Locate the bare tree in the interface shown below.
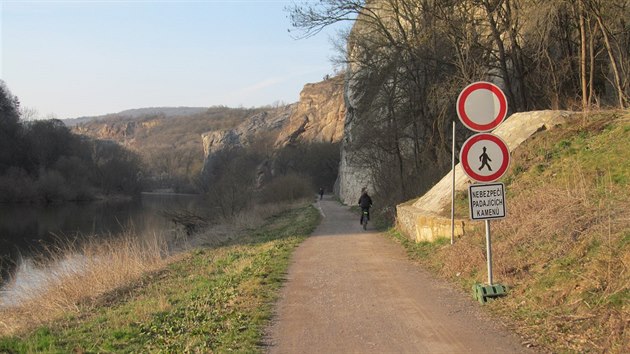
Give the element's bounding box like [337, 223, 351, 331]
[288, 0, 630, 210]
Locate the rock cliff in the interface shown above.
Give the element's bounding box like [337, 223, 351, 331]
[333, 71, 373, 205]
[200, 75, 346, 179]
[275, 75, 345, 146]
[200, 108, 291, 182]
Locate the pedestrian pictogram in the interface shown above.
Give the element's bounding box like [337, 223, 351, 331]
[456, 81, 508, 132]
[478, 146, 492, 171]
[460, 133, 510, 183]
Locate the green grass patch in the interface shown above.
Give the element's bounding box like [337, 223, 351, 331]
[0, 205, 320, 352]
[387, 229, 450, 266]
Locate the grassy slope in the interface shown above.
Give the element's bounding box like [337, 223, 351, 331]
[0, 205, 320, 353]
[393, 110, 629, 353]
[2, 111, 626, 353]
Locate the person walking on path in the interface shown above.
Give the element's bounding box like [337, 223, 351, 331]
[319, 187, 324, 200]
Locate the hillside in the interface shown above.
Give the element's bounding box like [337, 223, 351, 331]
[394, 110, 629, 353]
[63, 107, 210, 127]
[70, 76, 346, 193]
[70, 106, 278, 192]
[200, 75, 345, 186]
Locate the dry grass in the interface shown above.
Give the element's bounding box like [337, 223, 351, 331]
[396, 111, 630, 352]
[0, 198, 316, 336]
[487, 162, 630, 352]
[0, 203, 320, 352]
[489, 113, 629, 352]
[193, 198, 315, 248]
[493, 177, 630, 352]
[0, 230, 171, 335]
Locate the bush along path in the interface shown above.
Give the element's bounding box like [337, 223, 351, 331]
[0, 205, 320, 353]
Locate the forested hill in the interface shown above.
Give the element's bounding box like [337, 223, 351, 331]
[0, 82, 143, 203]
[68, 106, 271, 193]
[63, 107, 210, 127]
[69, 75, 346, 194]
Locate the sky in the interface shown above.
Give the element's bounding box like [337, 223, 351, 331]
[1, 0, 348, 118]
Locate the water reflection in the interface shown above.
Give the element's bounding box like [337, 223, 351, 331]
[0, 255, 89, 307]
[0, 193, 207, 286]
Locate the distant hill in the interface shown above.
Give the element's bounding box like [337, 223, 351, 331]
[70, 106, 268, 192]
[70, 76, 346, 194]
[63, 107, 211, 126]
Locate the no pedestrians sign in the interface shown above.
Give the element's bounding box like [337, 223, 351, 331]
[459, 133, 511, 183]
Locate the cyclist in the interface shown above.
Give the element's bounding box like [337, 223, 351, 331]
[358, 187, 373, 225]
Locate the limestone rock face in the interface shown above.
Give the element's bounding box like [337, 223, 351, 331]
[275, 75, 345, 147]
[333, 66, 376, 205]
[201, 76, 346, 179]
[334, 145, 373, 205]
[73, 121, 140, 142]
[333, 3, 405, 205]
[201, 110, 289, 159]
[200, 108, 291, 181]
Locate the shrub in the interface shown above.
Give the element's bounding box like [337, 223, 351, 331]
[36, 170, 70, 203]
[258, 174, 314, 204]
[0, 168, 36, 202]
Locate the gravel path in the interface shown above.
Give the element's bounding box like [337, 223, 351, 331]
[265, 196, 533, 353]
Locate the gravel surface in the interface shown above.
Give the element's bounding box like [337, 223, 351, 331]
[265, 196, 534, 353]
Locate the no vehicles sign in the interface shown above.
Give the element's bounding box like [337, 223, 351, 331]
[468, 183, 506, 220]
[456, 81, 508, 132]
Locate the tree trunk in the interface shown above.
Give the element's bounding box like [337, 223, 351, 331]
[505, 0, 529, 110]
[578, 0, 589, 110]
[482, 0, 519, 111]
[594, 10, 626, 108]
[588, 19, 599, 107]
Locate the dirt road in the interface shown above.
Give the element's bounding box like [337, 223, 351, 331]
[265, 196, 532, 353]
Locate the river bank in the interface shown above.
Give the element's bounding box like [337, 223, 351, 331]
[0, 201, 319, 351]
[0, 192, 208, 282]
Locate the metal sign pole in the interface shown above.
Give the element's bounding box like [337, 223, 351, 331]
[451, 121, 456, 245]
[485, 219, 493, 285]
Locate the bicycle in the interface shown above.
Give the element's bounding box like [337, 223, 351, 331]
[360, 209, 369, 230]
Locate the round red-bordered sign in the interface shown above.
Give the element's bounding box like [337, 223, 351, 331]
[460, 133, 510, 183]
[457, 81, 508, 132]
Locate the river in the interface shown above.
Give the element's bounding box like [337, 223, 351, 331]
[0, 193, 208, 288]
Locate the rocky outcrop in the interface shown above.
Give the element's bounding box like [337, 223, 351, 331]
[201, 108, 291, 181]
[201, 110, 289, 158]
[396, 110, 573, 242]
[275, 75, 345, 147]
[333, 76, 373, 205]
[73, 121, 141, 142]
[201, 76, 346, 179]
[334, 144, 373, 205]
